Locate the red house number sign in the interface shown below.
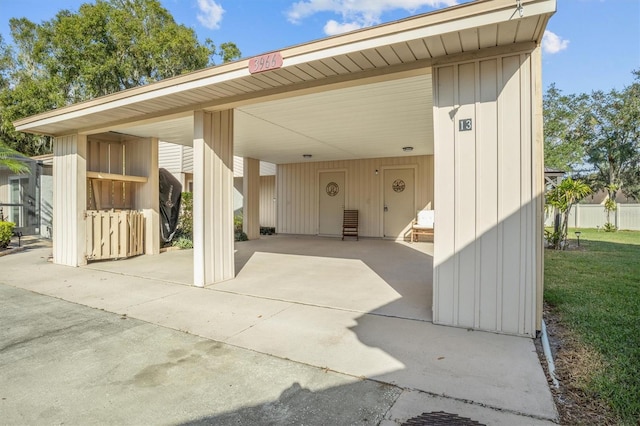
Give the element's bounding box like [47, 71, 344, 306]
[248, 52, 283, 74]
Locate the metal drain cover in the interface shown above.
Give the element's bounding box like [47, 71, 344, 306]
[402, 411, 485, 425]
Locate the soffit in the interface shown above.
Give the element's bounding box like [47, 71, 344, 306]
[13, 0, 555, 164]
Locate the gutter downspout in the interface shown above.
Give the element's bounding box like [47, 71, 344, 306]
[541, 320, 560, 388]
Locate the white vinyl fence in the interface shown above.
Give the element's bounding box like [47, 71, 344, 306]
[545, 204, 640, 230]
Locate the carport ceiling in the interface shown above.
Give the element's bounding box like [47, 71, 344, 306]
[118, 73, 433, 164]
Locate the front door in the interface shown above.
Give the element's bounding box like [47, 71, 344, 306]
[319, 171, 345, 236]
[383, 168, 415, 239]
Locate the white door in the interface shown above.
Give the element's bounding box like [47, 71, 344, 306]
[383, 168, 415, 239]
[319, 171, 345, 236]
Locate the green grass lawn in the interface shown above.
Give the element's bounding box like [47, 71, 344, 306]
[544, 228, 640, 424]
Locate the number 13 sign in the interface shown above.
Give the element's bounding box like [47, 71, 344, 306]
[248, 52, 283, 74]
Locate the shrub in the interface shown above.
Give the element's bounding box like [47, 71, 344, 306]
[172, 236, 193, 249]
[173, 192, 193, 248]
[0, 221, 15, 248]
[233, 214, 248, 241]
[176, 192, 193, 239]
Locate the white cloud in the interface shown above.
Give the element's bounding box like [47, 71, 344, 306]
[542, 30, 569, 54]
[197, 0, 225, 30]
[324, 20, 363, 35]
[287, 0, 459, 35]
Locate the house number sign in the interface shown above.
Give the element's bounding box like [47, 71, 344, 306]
[248, 52, 283, 74]
[459, 118, 472, 131]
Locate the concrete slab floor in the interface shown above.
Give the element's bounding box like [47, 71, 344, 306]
[0, 241, 558, 424]
[0, 284, 400, 425]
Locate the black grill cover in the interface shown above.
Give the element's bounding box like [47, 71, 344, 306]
[159, 168, 182, 243]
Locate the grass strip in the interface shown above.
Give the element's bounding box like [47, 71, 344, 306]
[544, 229, 640, 425]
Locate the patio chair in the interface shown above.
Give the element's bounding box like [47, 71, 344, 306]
[342, 210, 359, 240]
[411, 209, 434, 242]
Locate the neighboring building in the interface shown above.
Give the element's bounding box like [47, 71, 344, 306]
[158, 141, 276, 225]
[0, 154, 53, 237]
[14, 0, 557, 338]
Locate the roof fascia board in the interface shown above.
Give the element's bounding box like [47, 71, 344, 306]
[15, 0, 556, 133]
[284, 0, 555, 67]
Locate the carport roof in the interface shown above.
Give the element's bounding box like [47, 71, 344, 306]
[15, 0, 555, 145]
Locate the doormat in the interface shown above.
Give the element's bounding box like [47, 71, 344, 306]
[402, 411, 485, 425]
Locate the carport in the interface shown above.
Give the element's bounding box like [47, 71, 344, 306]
[14, 0, 556, 337]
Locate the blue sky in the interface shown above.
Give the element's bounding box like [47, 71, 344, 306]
[0, 0, 638, 95]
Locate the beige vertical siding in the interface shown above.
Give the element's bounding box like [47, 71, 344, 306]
[433, 52, 539, 337]
[193, 110, 235, 286]
[129, 137, 160, 255]
[243, 158, 260, 239]
[276, 155, 433, 237]
[53, 134, 87, 266]
[260, 175, 276, 228]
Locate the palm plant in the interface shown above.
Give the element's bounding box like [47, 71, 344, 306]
[0, 143, 29, 174]
[546, 177, 592, 249]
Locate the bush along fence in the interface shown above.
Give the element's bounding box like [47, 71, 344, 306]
[545, 203, 640, 231]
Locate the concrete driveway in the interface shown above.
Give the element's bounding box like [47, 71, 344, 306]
[0, 237, 558, 424]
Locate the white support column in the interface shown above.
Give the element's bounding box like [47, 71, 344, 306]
[193, 110, 235, 287]
[130, 137, 160, 255]
[243, 157, 261, 240]
[52, 134, 87, 267]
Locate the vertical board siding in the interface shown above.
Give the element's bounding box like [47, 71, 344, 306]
[434, 66, 456, 325]
[477, 59, 499, 331]
[129, 137, 160, 255]
[259, 175, 276, 227]
[53, 134, 87, 266]
[193, 110, 235, 286]
[276, 155, 433, 237]
[433, 51, 538, 337]
[456, 62, 477, 327]
[243, 158, 260, 239]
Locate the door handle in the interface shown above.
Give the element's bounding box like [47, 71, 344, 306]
[384, 205, 388, 212]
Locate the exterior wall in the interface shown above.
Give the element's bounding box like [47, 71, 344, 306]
[243, 157, 260, 239]
[158, 141, 182, 173]
[193, 110, 235, 286]
[182, 146, 193, 173]
[260, 175, 276, 228]
[158, 141, 193, 190]
[0, 169, 9, 220]
[1, 163, 53, 237]
[276, 155, 434, 237]
[40, 166, 53, 238]
[128, 137, 160, 255]
[433, 51, 540, 337]
[0, 162, 39, 234]
[53, 134, 87, 266]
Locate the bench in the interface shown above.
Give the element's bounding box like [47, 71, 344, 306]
[411, 209, 434, 242]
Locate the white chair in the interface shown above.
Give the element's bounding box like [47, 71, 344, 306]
[411, 209, 434, 242]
